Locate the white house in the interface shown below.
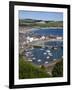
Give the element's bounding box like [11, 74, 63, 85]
[27, 36, 34, 42]
[29, 37, 34, 42]
[41, 36, 45, 40]
[36, 21, 45, 24]
[33, 38, 39, 41]
[56, 36, 62, 40]
[27, 36, 30, 41]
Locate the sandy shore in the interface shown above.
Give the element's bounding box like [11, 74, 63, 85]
[19, 26, 35, 33]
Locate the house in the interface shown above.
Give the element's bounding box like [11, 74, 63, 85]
[36, 21, 45, 24]
[56, 36, 62, 40]
[41, 36, 45, 40]
[27, 36, 34, 42]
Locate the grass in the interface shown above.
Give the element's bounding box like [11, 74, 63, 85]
[19, 55, 63, 79]
[19, 19, 63, 28]
[19, 55, 50, 79]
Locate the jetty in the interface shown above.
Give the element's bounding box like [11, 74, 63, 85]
[29, 39, 63, 48]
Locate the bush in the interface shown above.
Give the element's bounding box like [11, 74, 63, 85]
[19, 56, 50, 79]
[40, 65, 46, 71]
[52, 59, 63, 77]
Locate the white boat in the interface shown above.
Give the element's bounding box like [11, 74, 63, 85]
[46, 50, 51, 53]
[54, 47, 57, 50]
[32, 57, 36, 60]
[31, 47, 34, 50]
[53, 59, 56, 61]
[48, 52, 53, 56]
[45, 61, 48, 64]
[43, 52, 47, 55]
[38, 59, 41, 62]
[46, 56, 50, 59]
[40, 48, 44, 50]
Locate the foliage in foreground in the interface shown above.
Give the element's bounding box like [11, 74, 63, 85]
[52, 59, 63, 77]
[19, 56, 50, 79]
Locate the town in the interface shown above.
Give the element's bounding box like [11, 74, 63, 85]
[19, 31, 63, 54]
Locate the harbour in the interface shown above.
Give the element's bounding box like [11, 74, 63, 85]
[19, 27, 63, 66]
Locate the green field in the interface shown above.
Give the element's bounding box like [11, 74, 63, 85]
[19, 19, 63, 28]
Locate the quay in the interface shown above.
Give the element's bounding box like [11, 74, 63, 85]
[29, 39, 63, 48]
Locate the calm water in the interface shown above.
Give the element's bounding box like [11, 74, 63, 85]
[25, 42, 63, 65]
[31, 28, 63, 36]
[24, 28, 63, 65]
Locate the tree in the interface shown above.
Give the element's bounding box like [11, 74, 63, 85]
[52, 59, 63, 77]
[40, 65, 46, 71]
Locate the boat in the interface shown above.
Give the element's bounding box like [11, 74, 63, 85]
[48, 52, 53, 56]
[53, 59, 56, 61]
[38, 59, 41, 62]
[40, 48, 44, 50]
[45, 61, 48, 64]
[30, 47, 34, 50]
[54, 47, 58, 50]
[46, 50, 51, 53]
[43, 52, 47, 55]
[46, 56, 50, 59]
[32, 57, 36, 60]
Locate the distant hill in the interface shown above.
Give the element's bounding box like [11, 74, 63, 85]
[19, 19, 63, 27]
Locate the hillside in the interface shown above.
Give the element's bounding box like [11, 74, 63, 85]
[19, 55, 50, 79]
[19, 19, 63, 28]
[19, 55, 63, 79]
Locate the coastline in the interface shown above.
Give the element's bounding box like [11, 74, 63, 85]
[43, 59, 63, 75]
[44, 59, 62, 67]
[19, 25, 63, 74]
[33, 27, 63, 29]
[19, 26, 63, 33]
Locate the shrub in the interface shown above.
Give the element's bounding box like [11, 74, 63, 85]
[19, 56, 50, 79]
[52, 59, 63, 77]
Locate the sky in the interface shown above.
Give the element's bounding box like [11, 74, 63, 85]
[19, 10, 63, 21]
